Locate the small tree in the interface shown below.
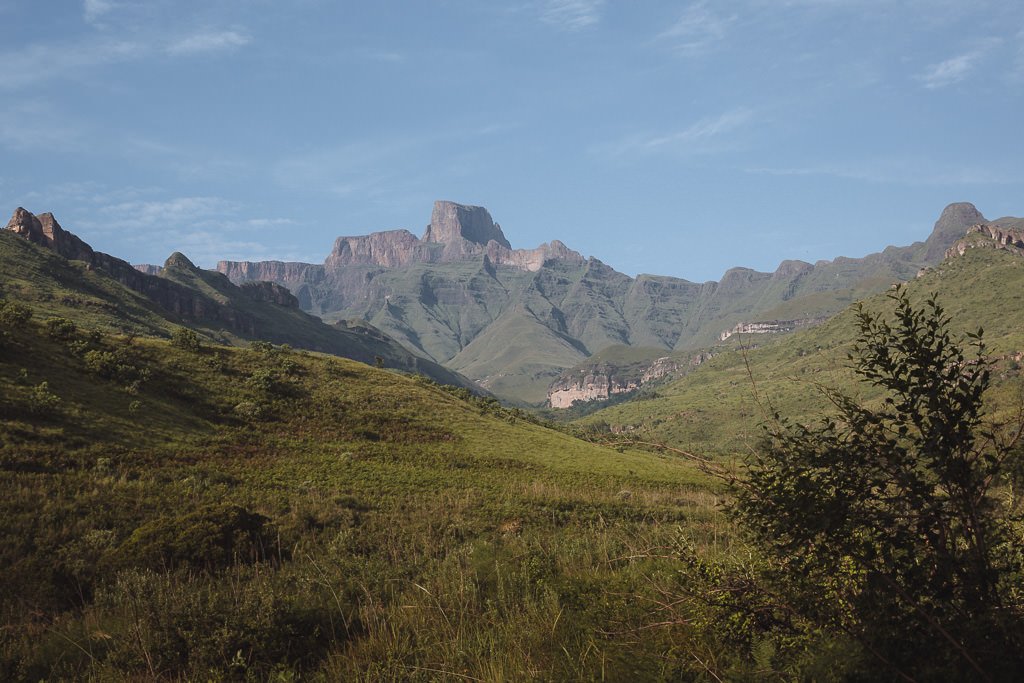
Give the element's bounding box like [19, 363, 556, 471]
[171, 327, 201, 352]
[0, 300, 32, 349]
[734, 288, 1024, 680]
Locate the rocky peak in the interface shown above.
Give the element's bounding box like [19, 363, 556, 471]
[923, 202, 988, 261]
[773, 259, 813, 279]
[6, 207, 94, 262]
[164, 251, 198, 271]
[423, 201, 511, 248]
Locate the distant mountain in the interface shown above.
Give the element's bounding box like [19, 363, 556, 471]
[2, 208, 478, 390]
[219, 200, 996, 404]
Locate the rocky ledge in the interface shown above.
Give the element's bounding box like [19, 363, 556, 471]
[946, 223, 1024, 259]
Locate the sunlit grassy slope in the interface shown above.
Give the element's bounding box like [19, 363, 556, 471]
[576, 247, 1024, 454]
[0, 310, 719, 680]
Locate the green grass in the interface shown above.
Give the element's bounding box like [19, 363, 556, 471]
[0, 311, 727, 681]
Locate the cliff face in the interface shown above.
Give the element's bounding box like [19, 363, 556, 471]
[423, 201, 511, 248]
[547, 352, 713, 408]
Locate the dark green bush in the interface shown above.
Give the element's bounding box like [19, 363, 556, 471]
[45, 317, 77, 340]
[114, 504, 275, 571]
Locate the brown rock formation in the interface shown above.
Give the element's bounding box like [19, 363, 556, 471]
[423, 201, 511, 248]
[8, 207, 96, 262]
[946, 223, 1024, 259]
[325, 229, 438, 268]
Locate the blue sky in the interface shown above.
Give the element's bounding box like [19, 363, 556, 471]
[1, 0, 1022, 282]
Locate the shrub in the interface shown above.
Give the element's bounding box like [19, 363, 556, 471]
[46, 317, 77, 340]
[734, 288, 1024, 680]
[0, 300, 33, 328]
[114, 504, 274, 571]
[27, 381, 61, 415]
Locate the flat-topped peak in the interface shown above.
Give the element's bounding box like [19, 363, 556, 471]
[423, 200, 511, 248]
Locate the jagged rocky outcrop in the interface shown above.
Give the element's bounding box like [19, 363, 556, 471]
[222, 200, 584, 281]
[946, 222, 1024, 259]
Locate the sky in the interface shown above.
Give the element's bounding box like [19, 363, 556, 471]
[1, 0, 1022, 282]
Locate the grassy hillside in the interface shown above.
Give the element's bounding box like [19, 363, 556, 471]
[0, 230, 476, 391]
[0, 309, 730, 680]
[576, 247, 1024, 454]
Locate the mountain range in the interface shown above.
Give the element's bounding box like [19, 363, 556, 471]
[1, 207, 477, 391]
[217, 199, 1006, 404]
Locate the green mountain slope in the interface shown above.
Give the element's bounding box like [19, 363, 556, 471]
[0, 306, 712, 680]
[574, 245, 1024, 454]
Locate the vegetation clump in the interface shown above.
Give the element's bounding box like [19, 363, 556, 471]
[734, 288, 1024, 680]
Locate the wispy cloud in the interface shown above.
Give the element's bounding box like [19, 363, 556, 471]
[72, 195, 310, 267]
[917, 39, 1001, 89]
[0, 39, 143, 89]
[539, 0, 605, 31]
[1011, 28, 1024, 82]
[656, 1, 736, 56]
[596, 108, 755, 158]
[746, 158, 1024, 185]
[274, 136, 435, 199]
[83, 0, 115, 25]
[0, 25, 252, 90]
[919, 52, 982, 88]
[166, 30, 251, 56]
